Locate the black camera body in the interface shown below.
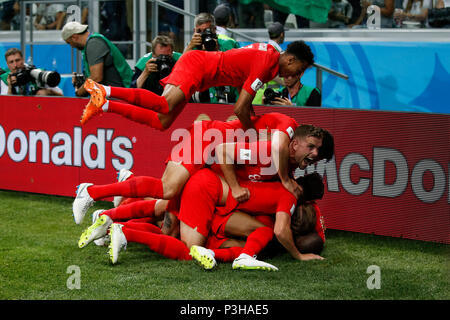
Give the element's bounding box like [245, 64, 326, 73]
[73, 73, 86, 88]
[155, 54, 175, 79]
[12, 65, 61, 88]
[197, 28, 217, 51]
[263, 88, 285, 104]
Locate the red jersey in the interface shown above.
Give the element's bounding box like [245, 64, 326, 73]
[161, 44, 280, 99]
[216, 180, 297, 218]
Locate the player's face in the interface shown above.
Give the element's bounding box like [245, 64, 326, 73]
[6, 53, 25, 73]
[279, 55, 308, 78]
[291, 136, 322, 169]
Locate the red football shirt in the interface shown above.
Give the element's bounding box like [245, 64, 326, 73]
[161, 44, 280, 98]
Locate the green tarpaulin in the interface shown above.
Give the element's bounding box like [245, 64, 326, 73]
[239, 0, 332, 23]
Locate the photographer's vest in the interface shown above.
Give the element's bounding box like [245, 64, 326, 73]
[0, 69, 40, 95]
[82, 33, 133, 88]
[282, 84, 318, 106]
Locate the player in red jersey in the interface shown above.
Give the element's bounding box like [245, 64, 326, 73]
[71, 114, 328, 226]
[80, 41, 315, 131]
[81, 167, 325, 268]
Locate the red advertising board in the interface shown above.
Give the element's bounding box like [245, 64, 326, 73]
[0, 96, 448, 243]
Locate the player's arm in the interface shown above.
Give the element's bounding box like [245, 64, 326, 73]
[234, 89, 256, 132]
[216, 142, 250, 203]
[271, 130, 302, 198]
[274, 211, 324, 261]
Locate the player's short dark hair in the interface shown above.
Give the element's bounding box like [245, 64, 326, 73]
[296, 172, 324, 205]
[318, 129, 334, 162]
[286, 40, 314, 66]
[294, 124, 324, 140]
[295, 232, 324, 254]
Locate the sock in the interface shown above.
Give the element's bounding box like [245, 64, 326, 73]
[109, 86, 169, 114]
[100, 199, 158, 221]
[106, 100, 164, 130]
[118, 197, 144, 207]
[104, 85, 111, 97]
[122, 221, 162, 234]
[87, 176, 164, 200]
[212, 247, 243, 262]
[122, 226, 191, 260]
[241, 226, 274, 257]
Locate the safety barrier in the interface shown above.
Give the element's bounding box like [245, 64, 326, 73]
[0, 96, 448, 244]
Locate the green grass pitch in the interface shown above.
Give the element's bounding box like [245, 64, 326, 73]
[0, 189, 448, 300]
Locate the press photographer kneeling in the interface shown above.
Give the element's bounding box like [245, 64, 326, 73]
[1, 48, 62, 96]
[131, 35, 181, 95]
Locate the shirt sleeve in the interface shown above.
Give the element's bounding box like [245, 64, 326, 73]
[276, 190, 297, 216]
[85, 38, 110, 66]
[241, 48, 279, 97]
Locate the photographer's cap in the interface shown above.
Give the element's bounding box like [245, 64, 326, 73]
[62, 21, 88, 41]
[268, 22, 288, 38]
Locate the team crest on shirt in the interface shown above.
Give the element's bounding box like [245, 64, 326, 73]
[251, 78, 264, 92]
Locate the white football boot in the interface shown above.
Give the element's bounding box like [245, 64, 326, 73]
[189, 245, 217, 270]
[78, 210, 112, 248]
[108, 223, 127, 264]
[232, 253, 279, 271]
[72, 183, 94, 225]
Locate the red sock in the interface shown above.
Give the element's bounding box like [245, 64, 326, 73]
[212, 247, 243, 262]
[110, 87, 169, 113]
[241, 226, 274, 257]
[107, 100, 165, 130]
[100, 199, 157, 220]
[87, 176, 164, 200]
[118, 197, 144, 207]
[122, 226, 191, 260]
[122, 221, 162, 234]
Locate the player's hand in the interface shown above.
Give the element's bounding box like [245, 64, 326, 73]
[231, 186, 250, 203]
[283, 179, 302, 199]
[299, 253, 325, 261]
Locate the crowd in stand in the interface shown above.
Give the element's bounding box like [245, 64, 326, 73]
[1, 0, 449, 32]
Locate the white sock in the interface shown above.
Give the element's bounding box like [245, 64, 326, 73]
[102, 100, 109, 112]
[104, 85, 111, 97]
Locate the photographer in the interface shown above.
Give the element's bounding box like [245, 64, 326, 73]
[131, 35, 182, 95]
[61, 21, 133, 97]
[184, 12, 239, 103]
[263, 42, 321, 107]
[0, 48, 62, 96]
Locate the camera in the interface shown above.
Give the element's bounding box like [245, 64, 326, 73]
[197, 28, 217, 51]
[12, 65, 61, 88]
[155, 54, 175, 78]
[263, 88, 284, 104]
[73, 73, 86, 88]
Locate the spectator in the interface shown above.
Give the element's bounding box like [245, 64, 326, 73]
[347, 0, 363, 24]
[34, 3, 66, 30]
[184, 12, 239, 103]
[271, 7, 310, 28]
[328, 0, 354, 28]
[0, 48, 63, 96]
[350, 0, 395, 28]
[0, 1, 18, 30]
[237, 1, 265, 28]
[61, 21, 133, 97]
[131, 35, 182, 95]
[394, 0, 433, 27]
[436, 0, 450, 8]
[212, 4, 240, 50]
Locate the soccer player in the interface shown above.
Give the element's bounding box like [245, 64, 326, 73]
[71, 113, 323, 225]
[80, 40, 315, 131]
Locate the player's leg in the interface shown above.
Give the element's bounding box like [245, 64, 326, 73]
[72, 161, 190, 225]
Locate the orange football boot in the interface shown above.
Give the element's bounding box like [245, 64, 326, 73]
[80, 100, 103, 125]
[84, 79, 107, 108]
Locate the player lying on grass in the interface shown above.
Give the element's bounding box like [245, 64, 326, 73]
[72, 120, 333, 226]
[77, 166, 326, 270]
[79, 41, 315, 132]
